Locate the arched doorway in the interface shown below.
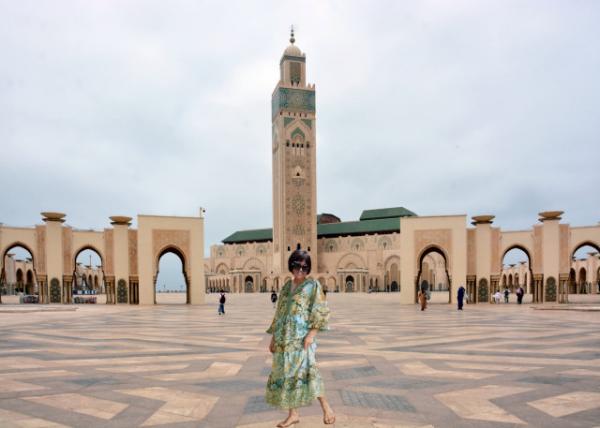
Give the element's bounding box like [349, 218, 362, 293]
[571, 243, 599, 296]
[245, 276, 254, 293]
[384, 259, 400, 292]
[73, 248, 106, 304]
[15, 269, 24, 293]
[500, 247, 533, 303]
[155, 248, 189, 304]
[568, 268, 577, 294]
[25, 270, 34, 295]
[578, 268, 587, 294]
[1, 244, 37, 304]
[345, 275, 354, 292]
[415, 247, 450, 304]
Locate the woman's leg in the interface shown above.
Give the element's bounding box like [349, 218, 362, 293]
[276, 408, 299, 427]
[317, 396, 336, 424]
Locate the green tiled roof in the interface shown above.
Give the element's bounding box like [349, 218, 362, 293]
[317, 217, 400, 238]
[222, 228, 273, 244]
[222, 207, 415, 244]
[222, 218, 403, 243]
[359, 207, 416, 221]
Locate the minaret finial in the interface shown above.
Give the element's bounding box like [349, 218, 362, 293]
[290, 25, 295, 44]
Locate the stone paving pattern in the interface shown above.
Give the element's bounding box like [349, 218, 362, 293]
[1, 294, 600, 427]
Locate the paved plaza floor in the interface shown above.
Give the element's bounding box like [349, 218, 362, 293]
[1, 294, 599, 428]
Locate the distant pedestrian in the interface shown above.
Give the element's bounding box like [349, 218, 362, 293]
[418, 281, 428, 311]
[503, 288, 510, 303]
[457, 285, 466, 310]
[516, 286, 524, 304]
[493, 290, 502, 304]
[218, 292, 226, 315]
[270, 290, 278, 308]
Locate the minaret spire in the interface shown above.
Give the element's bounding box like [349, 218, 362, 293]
[290, 25, 295, 44]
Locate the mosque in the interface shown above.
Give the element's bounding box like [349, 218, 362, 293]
[203, 32, 600, 305]
[1, 33, 599, 305]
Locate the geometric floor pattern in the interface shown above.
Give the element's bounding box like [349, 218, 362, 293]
[1, 294, 600, 427]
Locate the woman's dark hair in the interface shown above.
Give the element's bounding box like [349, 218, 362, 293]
[288, 249, 311, 274]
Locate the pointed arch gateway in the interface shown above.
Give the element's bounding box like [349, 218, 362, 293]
[72, 246, 107, 304]
[570, 241, 600, 296]
[500, 245, 535, 303]
[415, 246, 451, 304]
[1, 243, 38, 304]
[155, 246, 190, 304]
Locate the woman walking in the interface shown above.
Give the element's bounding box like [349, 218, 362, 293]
[266, 249, 335, 427]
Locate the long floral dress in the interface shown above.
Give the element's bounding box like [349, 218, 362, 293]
[266, 278, 330, 409]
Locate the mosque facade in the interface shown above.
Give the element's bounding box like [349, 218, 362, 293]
[204, 34, 600, 305]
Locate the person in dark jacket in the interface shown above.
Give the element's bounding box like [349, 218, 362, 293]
[457, 285, 466, 310]
[271, 290, 278, 308]
[218, 292, 226, 315]
[516, 286, 524, 304]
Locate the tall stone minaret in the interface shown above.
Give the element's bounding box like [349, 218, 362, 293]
[271, 29, 318, 279]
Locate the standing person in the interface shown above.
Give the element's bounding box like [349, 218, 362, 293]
[503, 287, 510, 303]
[418, 281, 428, 311]
[457, 284, 466, 310]
[516, 286, 524, 304]
[495, 290, 502, 304]
[270, 289, 278, 308]
[218, 291, 226, 315]
[266, 249, 335, 427]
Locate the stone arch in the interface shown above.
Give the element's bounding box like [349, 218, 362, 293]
[384, 255, 401, 271]
[415, 245, 451, 303]
[155, 245, 190, 304]
[72, 245, 107, 304]
[73, 245, 105, 269]
[500, 245, 534, 295]
[336, 253, 366, 270]
[243, 257, 265, 271]
[345, 275, 355, 292]
[215, 262, 229, 275]
[1, 242, 36, 271]
[383, 255, 401, 292]
[570, 240, 600, 259]
[243, 276, 254, 293]
[1, 243, 37, 303]
[326, 276, 336, 292]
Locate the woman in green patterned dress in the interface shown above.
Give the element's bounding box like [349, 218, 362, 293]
[266, 249, 336, 427]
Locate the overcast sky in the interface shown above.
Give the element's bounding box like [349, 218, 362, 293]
[2, 1, 599, 288]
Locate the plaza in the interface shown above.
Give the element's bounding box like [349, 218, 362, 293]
[1, 295, 600, 427]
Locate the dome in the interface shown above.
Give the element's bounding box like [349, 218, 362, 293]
[284, 44, 302, 56]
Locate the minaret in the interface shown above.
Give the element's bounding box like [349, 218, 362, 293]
[271, 28, 318, 278]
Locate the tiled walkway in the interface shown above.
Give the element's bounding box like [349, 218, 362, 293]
[1, 294, 599, 427]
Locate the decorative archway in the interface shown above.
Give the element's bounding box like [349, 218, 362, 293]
[72, 246, 108, 304]
[1, 243, 38, 304]
[345, 275, 354, 292]
[500, 245, 535, 302]
[245, 275, 254, 293]
[155, 246, 189, 304]
[415, 246, 451, 304]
